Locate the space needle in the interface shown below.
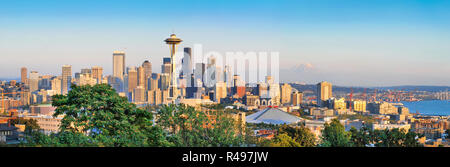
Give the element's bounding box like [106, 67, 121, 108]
[164, 34, 182, 100]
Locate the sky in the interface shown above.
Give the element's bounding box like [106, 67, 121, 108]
[1, 0, 449, 87]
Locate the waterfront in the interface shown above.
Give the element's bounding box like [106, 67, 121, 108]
[402, 100, 450, 116]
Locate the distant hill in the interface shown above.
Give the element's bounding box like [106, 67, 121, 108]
[373, 85, 450, 92]
[288, 83, 449, 94]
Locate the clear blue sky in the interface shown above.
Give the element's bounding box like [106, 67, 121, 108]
[1, 0, 449, 86]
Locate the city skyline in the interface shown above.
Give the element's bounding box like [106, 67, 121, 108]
[1, 0, 450, 87]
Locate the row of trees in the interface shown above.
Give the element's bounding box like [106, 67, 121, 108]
[255, 119, 423, 147]
[321, 119, 423, 147]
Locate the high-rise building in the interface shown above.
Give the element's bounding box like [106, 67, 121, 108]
[353, 100, 367, 112]
[113, 51, 126, 80]
[127, 67, 138, 93]
[133, 86, 146, 103]
[137, 66, 145, 87]
[224, 65, 232, 87]
[61, 65, 72, 95]
[149, 73, 160, 91]
[29, 71, 39, 92]
[21, 67, 28, 84]
[257, 83, 269, 98]
[194, 63, 205, 85]
[291, 91, 303, 106]
[317, 81, 332, 107]
[281, 83, 292, 104]
[161, 57, 171, 74]
[51, 77, 62, 95]
[159, 73, 170, 90]
[233, 75, 246, 98]
[142, 60, 152, 89]
[215, 82, 227, 103]
[78, 73, 96, 86]
[91, 66, 103, 84]
[182, 47, 192, 83]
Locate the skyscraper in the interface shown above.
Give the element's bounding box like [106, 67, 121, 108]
[61, 65, 72, 95]
[51, 77, 62, 95]
[91, 66, 103, 84]
[292, 91, 303, 106]
[142, 61, 152, 78]
[182, 47, 192, 83]
[161, 57, 171, 74]
[127, 66, 138, 93]
[137, 66, 145, 87]
[233, 75, 246, 98]
[194, 63, 205, 85]
[133, 86, 146, 103]
[317, 81, 332, 107]
[21, 67, 28, 84]
[29, 71, 39, 92]
[215, 82, 227, 103]
[281, 83, 292, 104]
[149, 73, 160, 91]
[142, 60, 152, 89]
[113, 51, 126, 80]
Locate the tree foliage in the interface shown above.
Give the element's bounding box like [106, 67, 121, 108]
[25, 84, 169, 147]
[320, 119, 352, 147]
[277, 125, 316, 147]
[9, 117, 40, 134]
[157, 104, 247, 147]
[269, 133, 302, 147]
[349, 125, 422, 147]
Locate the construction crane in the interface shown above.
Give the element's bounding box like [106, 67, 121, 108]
[372, 89, 377, 102]
[362, 88, 367, 102]
[348, 88, 353, 111]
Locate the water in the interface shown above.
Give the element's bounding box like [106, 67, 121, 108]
[401, 100, 450, 116]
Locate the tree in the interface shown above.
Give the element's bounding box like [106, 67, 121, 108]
[157, 104, 246, 147]
[372, 128, 422, 147]
[269, 133, 302, 147]
[320, 119, 352, 147]
[446, 129, 450, 139]
[349, 126, 423, 147]
[9, 117, 40, 134]
[349, 126, 371, 147]
[278, 125, 316, 147]
[26, 84, 169, 147]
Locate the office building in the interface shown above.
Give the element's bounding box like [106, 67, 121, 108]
[113, 51, 126, 80]
[91, 66, 103, 84]
[281, 83, 292, 104]
[133, 86, 146, 103]
[137, 66, 145, 87]
[21, 67, 27, 84]
[127, 67, 138, 93]
[317, 81, 332, 107]
[61, 65, 72, 95]
[142, 60, 152, 89]
[292, 91, 303, 106]
[29, 71, 39, 92]
[215, 82, 227, 103]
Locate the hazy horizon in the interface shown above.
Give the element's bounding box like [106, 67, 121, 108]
[1, 0, 449, 87]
